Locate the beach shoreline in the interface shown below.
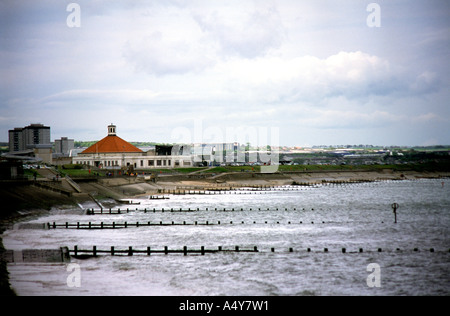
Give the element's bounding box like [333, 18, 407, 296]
[1, 169, 449, 296]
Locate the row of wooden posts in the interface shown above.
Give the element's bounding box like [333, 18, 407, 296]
[69, 245, 445, 257]
[174, 180, 382, 191]
[157, 189, 278, 195]
[156, 182, 392, 195]
[85, 207, 316, 215]
[71, 245, 257, 256]
[48, 220, 328, 229]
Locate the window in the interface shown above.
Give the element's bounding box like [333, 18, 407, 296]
[148, 160, 154, 166]
[157, 160, 162, 166]
[140, 160, 144, 167]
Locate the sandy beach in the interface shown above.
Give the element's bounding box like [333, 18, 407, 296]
[99, 169, 450, 198]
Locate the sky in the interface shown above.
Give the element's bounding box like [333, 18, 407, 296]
[1, 0, 449, 147]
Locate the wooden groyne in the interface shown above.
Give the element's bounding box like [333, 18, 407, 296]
[46, 220, 329, 229]
[84, 207, 310, 215]
[70, 245, 258, 257]
[66, 245, 449, 258]
[3, 245, 446, 262]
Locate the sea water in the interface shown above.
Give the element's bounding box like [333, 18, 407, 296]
[3, 178, 450, 295]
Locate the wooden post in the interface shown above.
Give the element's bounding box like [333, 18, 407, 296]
[201, 246, 205, 255]
[128, 246, 133, 256]
[147, 247, 151, 256]
[235, 246, 239, 252]
[392, 202, 399, 223]
[111, 246, 115, 256]
[93, 246, 97, 256]
[183, 246, 187, 256]
[74, 245, 78, 256]
[164, 246, 168, 255]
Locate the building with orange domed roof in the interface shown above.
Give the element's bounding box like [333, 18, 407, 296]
[73, 124, 192, 170]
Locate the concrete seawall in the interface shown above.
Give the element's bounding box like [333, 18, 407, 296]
[0, 247, 70, 263]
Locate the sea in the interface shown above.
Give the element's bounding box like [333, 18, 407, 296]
[3, 178, 450, 296]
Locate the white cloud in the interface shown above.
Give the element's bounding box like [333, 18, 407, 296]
[1, 1, 449, 146]
[123, 30, 215, 76]
[193, 5, 285, 59]
[211, 51, 415, 105]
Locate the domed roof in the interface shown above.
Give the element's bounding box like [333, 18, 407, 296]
[80, 124, 143, 154]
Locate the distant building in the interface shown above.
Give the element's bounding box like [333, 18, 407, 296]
[54, 137, 74, 156]
[9, 123, 51, 152]
[73, 124, 192, 170]
[192, 142, 239, 165]
[6, 123, 52, 164]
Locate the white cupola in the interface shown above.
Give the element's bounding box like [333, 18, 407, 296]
[108, 123, 117, 136]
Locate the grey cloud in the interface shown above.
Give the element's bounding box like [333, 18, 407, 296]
[193, 6, 285, 59]
[123, 31, 215, 76]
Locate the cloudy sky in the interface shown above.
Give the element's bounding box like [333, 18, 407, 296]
[1, 0, 449, 146]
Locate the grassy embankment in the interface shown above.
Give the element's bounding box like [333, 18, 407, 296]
[54, 161, 450, 179]
[194, 161, 450, 174]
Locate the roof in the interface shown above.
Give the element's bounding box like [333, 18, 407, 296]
[80, 135, 143, 154]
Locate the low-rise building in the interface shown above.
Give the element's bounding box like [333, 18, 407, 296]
[73, 124, 192, 170]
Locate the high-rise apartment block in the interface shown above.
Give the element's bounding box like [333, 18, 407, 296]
[8, 123, 51, 152]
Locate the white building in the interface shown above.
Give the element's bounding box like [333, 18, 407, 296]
[73, 124, 192, 170]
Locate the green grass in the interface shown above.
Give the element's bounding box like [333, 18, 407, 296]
[174, 167, 207, 173]
[279, 162, 450, 172]
[47, 160, 450, 179]
[59, 168, 106, 177]
[199, 165, 261, 173]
